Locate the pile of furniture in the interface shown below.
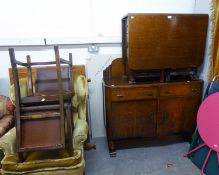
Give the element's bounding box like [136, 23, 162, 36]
[0, 47, 89, 175]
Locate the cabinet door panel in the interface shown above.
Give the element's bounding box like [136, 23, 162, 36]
[158, 96, 200, 136]
[135, 100, 157, 138]
[111, 102, 136, 139]
[111, 100, 157, 139]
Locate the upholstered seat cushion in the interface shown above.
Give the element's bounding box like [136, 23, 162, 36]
[0, 126, 86, 175]
[1, 150, 84, 175]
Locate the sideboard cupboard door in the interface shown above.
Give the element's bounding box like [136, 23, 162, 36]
[111, 100, 157, 139]
[158, 96, 201, 136]
[135, 100, 157, 138]
[111, 102, 136, 139]
[157, 82, 202, 136]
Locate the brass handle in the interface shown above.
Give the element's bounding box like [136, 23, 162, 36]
[116, 94, 125, 97]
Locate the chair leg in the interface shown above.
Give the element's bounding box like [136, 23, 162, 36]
[18, 152, 24, 162]
[84, 142, 96, 150]
[66, 104, 73, 156]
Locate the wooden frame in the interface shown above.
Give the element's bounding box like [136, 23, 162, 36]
[9, 65, 85, 85]
[9, 46, 74, 162]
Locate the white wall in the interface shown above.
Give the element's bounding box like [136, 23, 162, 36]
[0, 0, 195, 43]
[1, 0, 212, 138]
[0, 0, 91, 38]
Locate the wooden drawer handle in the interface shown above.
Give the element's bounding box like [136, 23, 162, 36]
[116, 94, 125, 97]
[146, 93, 153, 96]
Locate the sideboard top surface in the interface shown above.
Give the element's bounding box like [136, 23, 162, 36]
[103, 78, 203, 88]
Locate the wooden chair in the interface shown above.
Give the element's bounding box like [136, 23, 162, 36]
[9, 46, 74, 162]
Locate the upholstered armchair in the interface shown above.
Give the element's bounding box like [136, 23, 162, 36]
[0, 95, 14, 138]
[0, 74, 88, 175]
[0, 95, 15, 162]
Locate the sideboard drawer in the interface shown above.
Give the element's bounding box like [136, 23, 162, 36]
[111, 87, 157, 101]
[160, 83, 202, 97]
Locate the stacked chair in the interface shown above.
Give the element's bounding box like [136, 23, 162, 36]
[9, 46, 74, 162]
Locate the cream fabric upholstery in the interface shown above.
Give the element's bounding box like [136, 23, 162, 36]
[9, 78, 28, 105]
[0, 127, 16, 155]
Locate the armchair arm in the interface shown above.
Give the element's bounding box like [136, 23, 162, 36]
[73, 119, 88, 150]
[78, 103, 86, 121]
[72, 75, 87, 109]
[0, 127, 16, 155]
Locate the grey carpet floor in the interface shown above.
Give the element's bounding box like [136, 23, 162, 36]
[84, 137, 201, 175]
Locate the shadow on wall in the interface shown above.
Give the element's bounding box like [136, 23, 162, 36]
[0, 78, 10, 96]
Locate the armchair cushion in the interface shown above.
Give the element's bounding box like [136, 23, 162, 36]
[0, 125, 86, 175]
[1, 150, 84, 175]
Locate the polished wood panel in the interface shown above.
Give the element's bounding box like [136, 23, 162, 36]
[158, 96, 200, 136]
[104, 79, 202, 155]
[103, 58, 203, 156]
[20, 117, 62, 151]
[123, 14, 208, 70]
[111, 100, 157, 139]
[159, 83, 202, 97]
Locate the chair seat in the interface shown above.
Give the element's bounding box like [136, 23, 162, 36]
[21, 111, 60, 120]
[35, 90, 73, 97]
